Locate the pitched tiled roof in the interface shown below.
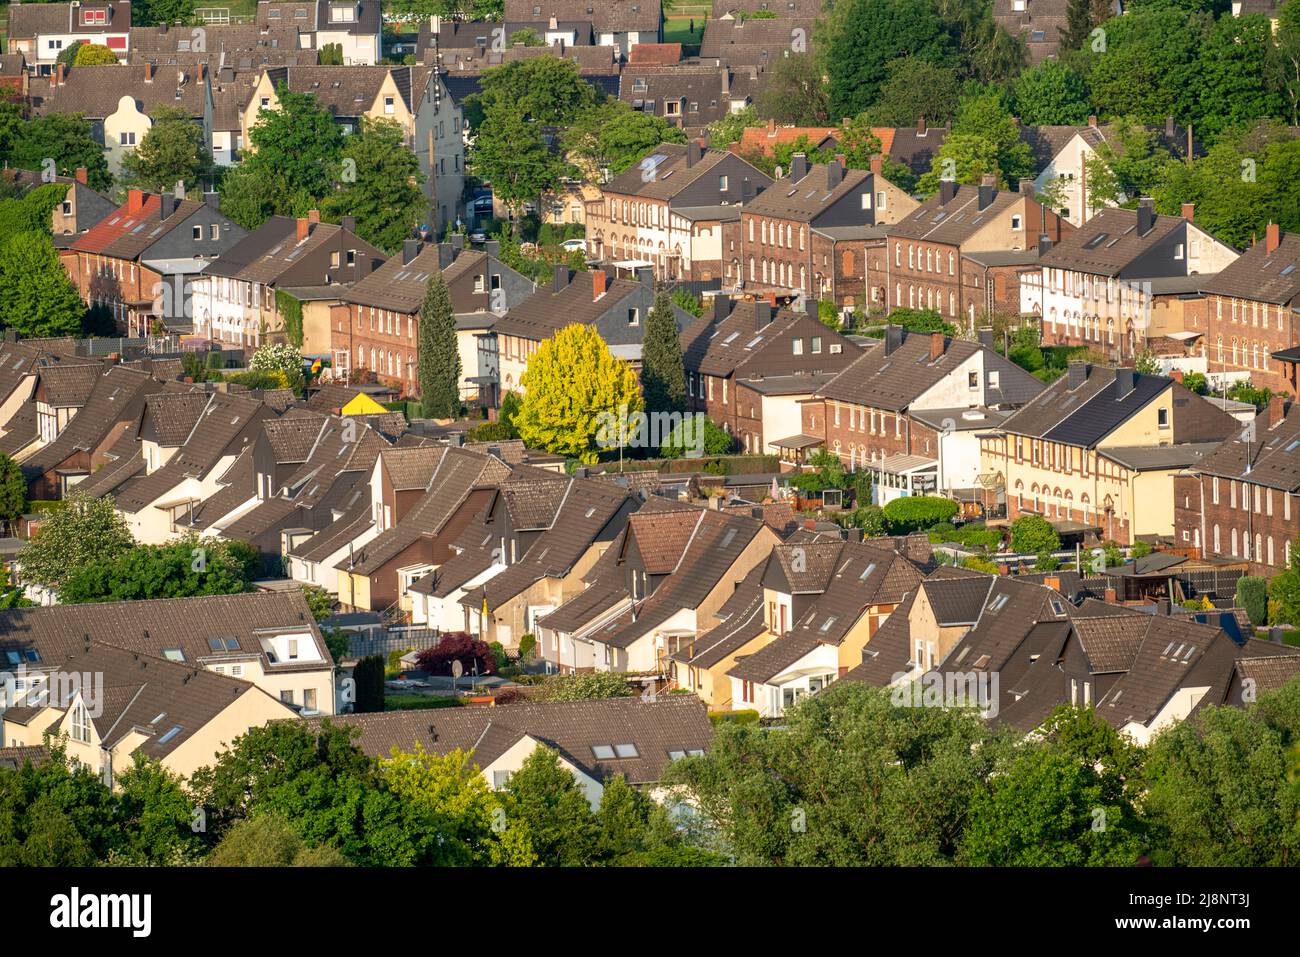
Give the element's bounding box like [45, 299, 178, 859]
[31, 64, 207, 120]
[36, 360, 102, 408]
[887, 181, 1027, 244]
[731, 123, 842, 157]
[315, 695, 711, 785]
[679, 299, 860, 379]
[1201, 230, 1300, 304]
[672, 562, 766, 668]
[699, 16, 819, 66]
[741, 163, 874, 222]
[345, 246, 511, 314]
[1038, 206, 1188, 277]
[504, 0, 663, 33]
[8, 2, 132, 40]
[603, 142, 736, 202]
[1095, 616, 1234, 728]
[200, 216, 385, 285]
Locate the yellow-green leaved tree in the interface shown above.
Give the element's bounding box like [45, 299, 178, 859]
[516, 324, 642, 464]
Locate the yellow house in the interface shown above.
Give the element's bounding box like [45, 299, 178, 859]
[981, 363, 1239, 544]
[1, 643, 298, 785]
[242, 65, 417, 153]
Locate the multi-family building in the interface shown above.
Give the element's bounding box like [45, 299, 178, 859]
[503, 0, 663, 57]
[619, 62, 760, 136]
[1026, 200, 1238, 362]
[254, 1, 383, 64]
[586, 141, 771, 282]
[7, 1, 132, 74]
[725, 153, 919, 310]
[981, 362, 1239, 544]
[884, 176, 1071, 330]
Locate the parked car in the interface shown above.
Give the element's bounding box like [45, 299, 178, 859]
[468, 230, 487, 243]
[560, 239, 587, 252]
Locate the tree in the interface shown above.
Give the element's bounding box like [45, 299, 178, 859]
[0, 231, 85, 338]
[756, 52, 829, 125]
[515, 324, 643, 463]
[472, 106, 568, 226]
[866, 57, 962, 127]
[18, 494, 134, 593]
[640, 290, 687, 416]
[1011, 514, 1062, 554]
[1060, 0, 1114, 53]
[415, 632, 495, 676]
[57, 535, 256, 603]
[0, 453, 27, 532]
[322, 117, 424, 254]
[1191, 14, 1281, 143]
[132, 0, 197, 27]
[352, 655, 386, 713]
[475, 56, 596, 128]
[416, 274, 460, 418]
[0, 745, 122, 866]
[952, 90, 1035, 183]
[659, 415, 736, 458]
[73, 44, 120, 66]
[1235, 576, 1268, 626]
[7, 113, 112, 191]
[1014, 60, 1091, 125]
[120, 106, 214, 193]
[1268, 537, 1300, 625]
[561, 99, 687, 181]
[112, 756, 205, 865]
[1083, 8, 1206, 125]
[500, 746, 600, 866]
[1274, 0, 1300, 125]
[539, 671, 634, 701]
[882, 495, 959, 533]
[916, 133, 1002, 195]
[820, 0, 954, 118]
[319, 42, 344, 65]
[706, 105, 764, 147]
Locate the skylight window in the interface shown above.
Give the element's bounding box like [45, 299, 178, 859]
[858, 563, 877, 581]
[1083, 233, 1109, 249]
[719, 528, 738, 549]
[613, 743, 638, 758]
[163, 649, 185, 662]
[157, 726, 183, 745]
[592, 744, 616, 760]
[819, 616, 838, 633]
[988, 593, 1010, 613]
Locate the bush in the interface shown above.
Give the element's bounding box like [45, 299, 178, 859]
[882, 496, 959, 534]
[539, 671, 634, 701]
[952, 525, 1003, 551]
[415, 632, 496, 676]
[518, 633, 536, 660]
[1010, 515, 1060, 554]
[1034, 551, 1060, 572]
[1236, 576, 1269, 627]
[352, 655, 385, 713]
[961, 556, 1001, 574]
[709, 709, 760, 727]
[465, 420, 516, 443]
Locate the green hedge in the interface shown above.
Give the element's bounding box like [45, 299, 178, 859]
[709, 709, 761, 727]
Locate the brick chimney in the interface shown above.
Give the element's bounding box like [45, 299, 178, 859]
[1182, 203, 1195, 222]
[1087, 114, 1097, 128]
[56, 63, 66, 86]
[804, 518, 816, 530]
[1268, 394, 1287, 428]
[1267, 222, 1281, 254]
[144, 61, 153, 82]
[1104, 586, 1117, 603]
[870, 154, 882, 176]
[767, 118, 776, 135]
[929, 330, 944, 360]
[1045, 575, 1061, 593]
[74, 167, 87, 185]
[127, 188, 144, 213]
[296, 217, 310, 242]
[308, 209, 320, 225]
[1170, 369, 1184, 385]
[592, 268, 607, 299]
[916, 117, 927, 135]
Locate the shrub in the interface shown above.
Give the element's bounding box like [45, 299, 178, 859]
[1010, 515, 1060, 554]
[352, 655, 385, 713]
[882, 496, 958, 534]
[961, 556, 1001, 574]
[1034, 551, 1060, 572]
[1130, 540, 1153, 559]
[539, 671, 634, 701]
[709, 709, 760, 727]
[518, 633, 536, 660]
[1236, 576, 1269, 627]
[415, 632, 496, 677]
[952, 525, 1003, 550]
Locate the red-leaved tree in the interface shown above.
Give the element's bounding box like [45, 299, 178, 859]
[415, 632, 496, 677]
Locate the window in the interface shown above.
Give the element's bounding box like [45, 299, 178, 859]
[384, 96, 394, 114]
[627, 307, 639, 326]
[718, 175, 728, 191]
[968, 371, 979, 390]
[70, 700, 91, 743]
[120, 131, 136, 146]
[260, 97, 271, 110]
[614, 743, 638, 758]
[811, 336, 822, 354]
[303, 689, 317, 712]
[592, 744, 616, 760]
[1157, 408, 1169, 429]
[210, 224, 220, 240]
[492, 770, 512, 789]
[192, 226, 202, 240]
[792, 338, 803, 355]
[280, 690, 295, 705]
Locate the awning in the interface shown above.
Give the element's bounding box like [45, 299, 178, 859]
[770, 433, 824, 449]
[874, 453, 938, 475]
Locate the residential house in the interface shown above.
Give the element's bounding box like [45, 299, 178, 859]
[712, 0, 823, 14]
[699, 15, 818, 71]
[504, 0, 663, 57]
[191, 212, 385, 351]
[668, 562, 770, 709]
[801, 326, 1044, 498]
[0, 590, 336, 722]
[619, 63, 757, 136]
[0, 53, 31, 96]
[337, 238, 536, 401]
[313, 696, 712, 808]
[536, 503, 779, 674]
[993, 0, 1069, 65]
[1172, 396, 1300, 572]
[6, 1, 132, 74]
[586, 141, 772, 282]
[1026, 200, 1238, 362]
[680, 296, 861, 456]
[884, 176, 1072, 330]
[981, 362, 1239, 544]
[64, 188, 247, 334]
[29, 62, 211, 178]
[1195, 224, 1300, 395]
[411, 69, 465, 233]
[726, 153, 919, 310]
[435, 41, 621, 102]
[488, 266, 694, 398]
[725, 538, 926, 717]
[242, 64, 419, 146]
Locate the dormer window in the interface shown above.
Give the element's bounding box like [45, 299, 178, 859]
[70, 700, 91, 743]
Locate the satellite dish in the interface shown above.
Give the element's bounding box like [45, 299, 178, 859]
[451, 660, 464, 679]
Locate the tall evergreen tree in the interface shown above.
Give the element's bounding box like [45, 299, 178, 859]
[640, 290, 686, 416]
[418, 273, 460, 419]
[1060, 0, 1113, 53]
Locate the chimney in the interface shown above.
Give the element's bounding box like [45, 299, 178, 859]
[1170, 369, 1184, 385]
[929, 330, 944, 361]
[1116, 367, 1136, 399]
[341, 215, 356, 234]
[826, 158, 842, 188]
[637, 266, 654, 289]
[712, 294, 731, 322]
[741, 177, 755, 203]
[143, 62, 153, 83]
[160, 194, 176, 219]
[1104, 586, 1117, 603]
[1181, 203, 1195, 222]
[805, 297, 819, 319]
[203, 191, 220, 209]
[56, 63, 66, 86]
[308, 209, 320, 225]
[1165, 116, 1176, 139]
[485, 240, 500, 259]
[804, 518, 816, 530]
[1136, 198, 1155, 237]
[450, 233, 465, 250]
[939, 180, 958, 205]
[978, 327, 993, 350]
[1268, 394, 1287, 428]
[917, 117, 927, 135]
[1087, 114, 1097, 128]
[767, 118, 776, 135]
[687, 140, 702, 167]
[870, 154, 882, 176]
[297, 217, 310, 242]
[754, 300, 773, 330]
[1038, 234, 1053, 255]
[1266, 222, 1281, 254]
[790, 152, 808, 182]
[1019, 178, 1036, 196]
[74, 167, 87, 185]
[977, 173, 996, 210]
[1067, 360, 1087, 389]
[438, 243, 455, 269]
[128, 189, 144, 214]
[1045, 575, 1062, 593]
[883, 324, 903, 356]
[553, 263, 570, 293]
[592, 268, 607, 299]
[402, 238, 419, 264]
